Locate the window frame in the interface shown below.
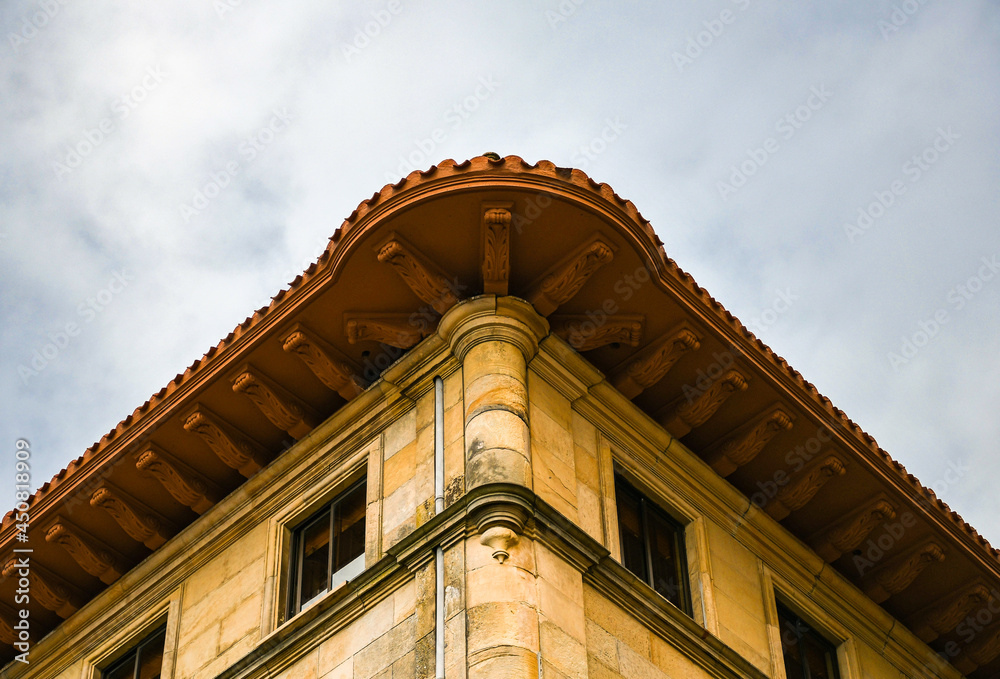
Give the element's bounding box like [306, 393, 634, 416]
[613, 472, 693, 615]
[82, 592, 179, 679]
[775, 600, 841, 679]
[100, 625, 167, 679]
[286, 476, 367, 617]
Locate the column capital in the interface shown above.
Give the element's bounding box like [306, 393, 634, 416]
[437, 295, 549, 363]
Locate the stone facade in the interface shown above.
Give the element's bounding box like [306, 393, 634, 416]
[14, 295, 960, 679]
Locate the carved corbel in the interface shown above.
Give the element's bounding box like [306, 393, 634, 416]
[182, 404, 268, 477]
[765, 455, 846, 521]
[662, 369, 748, 438]
[91, 482, 176, 550]
[526, 237, 615, 316]
[232, 365, 319, 439]
[481, 527, 519, 564]
[611, 325, 700, 398]
[810, 498, 896, 562]
[376, 234, 460, 314]
[345, 314, 428, 349]
[135, 444, 220, 515]
[282, 324, 365, 400]
[912, 583, 992, 643]
[708, 407, 794, 477]
[469, 488, 532, 566]
[482, 205, 511, 296]
[864, 541, 946, 603]
[1, 558, 80, 618]
[551, 314, 644, 352]
[956, 626, 1000, 674]
[44, 518, 123, 585]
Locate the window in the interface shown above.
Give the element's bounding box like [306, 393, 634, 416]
[102, 627, 166, 679]
[614, 474, 691, 614]
[776, 602, 840, 679]
[288, 478, 367, 615]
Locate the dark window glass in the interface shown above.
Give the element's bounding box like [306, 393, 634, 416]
[333, 482, 366, 573]
[614, 475, 691, 614]
[298, 512, 331, 608]
[102, 627, 166, 679]
[777, 603, 840, 679]
[616, 481, 648, 583]
[290, 479, 367, 614]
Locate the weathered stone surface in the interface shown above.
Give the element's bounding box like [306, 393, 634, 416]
[32, 296, 964, 679]
[354, 616, 415, 679]
[467, 602, 540, 657]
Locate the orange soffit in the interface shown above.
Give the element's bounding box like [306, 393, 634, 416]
[7, 155, 999, 673]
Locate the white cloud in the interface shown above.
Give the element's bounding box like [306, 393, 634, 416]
[2, 0, 998, 545]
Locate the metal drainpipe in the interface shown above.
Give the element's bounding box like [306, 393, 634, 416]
[434, 376, 445, 678]
[435, 376, 445, 513]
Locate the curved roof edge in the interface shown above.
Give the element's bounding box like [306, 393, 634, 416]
[8, 154, 996, 571]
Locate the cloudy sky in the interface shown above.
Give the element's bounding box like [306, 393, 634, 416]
[2, 1, 998, 544]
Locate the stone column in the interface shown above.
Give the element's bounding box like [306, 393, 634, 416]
[438, 296, 548, 493]
[438, 296, 549, 679]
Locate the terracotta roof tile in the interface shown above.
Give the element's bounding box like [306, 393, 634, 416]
[8, 154, 997, 566]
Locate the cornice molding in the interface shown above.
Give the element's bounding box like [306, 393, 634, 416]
[14, 332, 966, 679]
